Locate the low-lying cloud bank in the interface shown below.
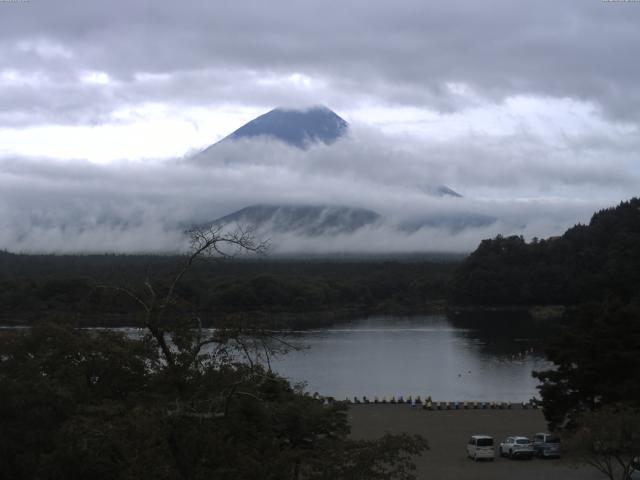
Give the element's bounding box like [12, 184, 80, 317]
[1, 128, 634, 254]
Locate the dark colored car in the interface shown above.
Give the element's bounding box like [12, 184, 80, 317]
[532, 432, 561, 458]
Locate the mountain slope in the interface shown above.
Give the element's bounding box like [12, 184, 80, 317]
[210, 204, 381, 236]
[200, 106, 348, 153]
[208, 203, 496, 239]
[399, 212, 495, 233]
[423, 185, 463, 198]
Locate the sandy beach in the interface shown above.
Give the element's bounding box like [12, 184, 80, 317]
[348, 405, 601, 480]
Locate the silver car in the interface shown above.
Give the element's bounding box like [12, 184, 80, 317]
[499, 436, 535, 459]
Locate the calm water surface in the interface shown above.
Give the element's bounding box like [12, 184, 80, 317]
[13, 313, 552, 402]
[269, 315, 552, 402]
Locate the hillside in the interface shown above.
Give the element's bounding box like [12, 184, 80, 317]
[211, 204, 381, 236]
[449, 198, 640, 306]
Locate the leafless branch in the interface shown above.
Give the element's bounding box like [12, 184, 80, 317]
[261, 338, 272, 372]
[260, 331, 302, 352]
[96, 225, 269, 376]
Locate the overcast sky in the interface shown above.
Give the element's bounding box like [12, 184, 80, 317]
[1, 0, 639, 253]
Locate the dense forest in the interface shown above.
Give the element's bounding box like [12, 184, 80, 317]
[449, 198, 640, 306]
[446, 197, 640, 442]
[0, 253, 460, 327]
[4, 198, 640, 324]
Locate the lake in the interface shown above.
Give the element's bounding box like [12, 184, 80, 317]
[3, 312, 553, 402]
[268, 314, 553, 402]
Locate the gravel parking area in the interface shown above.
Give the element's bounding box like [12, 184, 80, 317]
[348, 405, 601, 480]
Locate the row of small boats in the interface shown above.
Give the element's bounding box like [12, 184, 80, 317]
[337, 396, 540, 410]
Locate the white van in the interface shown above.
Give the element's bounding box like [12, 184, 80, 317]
[467, 435, 495, 461]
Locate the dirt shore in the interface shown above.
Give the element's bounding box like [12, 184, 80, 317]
[348, 405, 601, 480]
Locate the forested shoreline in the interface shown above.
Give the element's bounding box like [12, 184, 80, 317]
[0, 253, 458, 327]
[3, 198, 639, 328]
[449, 198, 640, 307]
[445, 198, 640, 448]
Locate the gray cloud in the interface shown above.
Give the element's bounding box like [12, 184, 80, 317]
[1, 0, 640, 126]
[1, 129, 631, 253]
[0, 0, 637, 254]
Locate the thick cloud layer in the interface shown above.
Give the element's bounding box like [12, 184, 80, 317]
[1, 128, 632, 254]
[1, 0, 640, 127]
[0, 1, 638, 253]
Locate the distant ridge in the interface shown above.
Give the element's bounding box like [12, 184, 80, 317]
[210, 204, 381, 236]
[199, 106, 348, 154]
[423, 185, 463, 198]
[205, 203, 495, 238]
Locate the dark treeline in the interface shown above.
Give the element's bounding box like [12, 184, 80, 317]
[1, 233, 431, 480]
[449, 198, 640, 306]
[447, 197, 640, 436]
[0, 253, 460, 326]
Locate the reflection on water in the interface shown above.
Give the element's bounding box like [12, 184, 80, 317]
[448, 308, 560, 358]
[39, 313, 554, 402]
[269, 315, 553, 402]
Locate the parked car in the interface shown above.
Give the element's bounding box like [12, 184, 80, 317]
[467, 435, 495, 461]
[630, 457, 640, 479]
[499, 436, 535, 459]
[532, 432, 561, 458]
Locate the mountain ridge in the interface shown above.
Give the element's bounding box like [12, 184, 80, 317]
[208, 203, 496, 238]
[199, 105, 348, 154]
[210, 204, 381, 236]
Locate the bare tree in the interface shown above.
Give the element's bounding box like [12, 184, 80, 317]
[104, 225, 270, 372]
[564, 404, 640, 480]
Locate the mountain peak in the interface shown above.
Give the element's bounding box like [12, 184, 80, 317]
[206, 105, 349, 151]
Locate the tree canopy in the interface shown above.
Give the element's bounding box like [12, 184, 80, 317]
[449, 198, 640, 306]
[562, 405, 640, 480]
[533, 299, 640, 430]
[0, 226, 428, 479]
